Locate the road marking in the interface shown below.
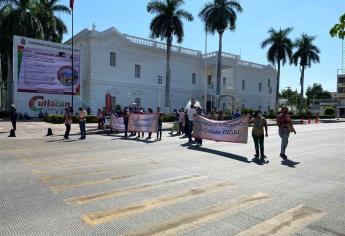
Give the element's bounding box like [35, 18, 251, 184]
[39, 161, 160, 182]
[123, 192, 271, 236]
[66, 175, 205, 205]
[49, 168, 177, 192]
[235, 205, 325, 236]
[31, 158, 147, 174]
[81, 181, 234, 226]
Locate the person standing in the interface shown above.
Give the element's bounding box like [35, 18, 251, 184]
[194, 107, 203, 146]
[156, 107, 163, 141]
[79, 107, 87, 140]
[179, 108, 185, 135]
[233, 109, 241, 119]
[63, 107, 72, 139]
[97, 108, 103, 129]
[277, 107, 296, 160]
[187, 104, 197, 143]
[250, 111, 268, 161]
[123, 107, 129, 138]
[147, 108, 153, 139]
[9, 104, 18, 131]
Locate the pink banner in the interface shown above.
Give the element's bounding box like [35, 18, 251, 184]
[110, 116, 125, 131]
[128, 113, 159, 132]
[193, 115, 249, 143]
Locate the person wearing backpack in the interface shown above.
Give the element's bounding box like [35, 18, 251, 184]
[9, 104, 18, 131]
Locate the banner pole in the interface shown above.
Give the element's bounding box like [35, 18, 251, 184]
[71, 7, 74, 113]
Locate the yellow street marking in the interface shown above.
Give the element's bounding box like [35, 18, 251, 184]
[235, 205, 326, 236]
[124, 192, 271, 236]
[39, 161, 160, 182]
[32, 158, 146, 174]
[49, 168, 176, 192]
[81, 181, 234, 226]
[66, 175, 204, 205]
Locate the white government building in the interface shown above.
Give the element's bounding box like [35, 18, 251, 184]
[64, 25, 277, 114]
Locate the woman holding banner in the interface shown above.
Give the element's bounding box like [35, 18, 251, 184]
[250, 110, 268, 161]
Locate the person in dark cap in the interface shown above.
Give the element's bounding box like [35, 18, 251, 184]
[9, 104, 18, 131]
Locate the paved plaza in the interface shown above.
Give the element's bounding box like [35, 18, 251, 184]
[0, 121, 344, 236]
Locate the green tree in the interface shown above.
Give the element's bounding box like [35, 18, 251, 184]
[261, 27, 293, 110]
[147, 0, 193, 112]
[0, 0, 70, 108]
[292, 34, 321, 112]
[199, 0, 243, 109]
[280, 87, 299, 111]
[0, 0, 44, 107]
[37, 0, 70, 43]
[305, 83, 331, 105]
[330, 13, 345, 39]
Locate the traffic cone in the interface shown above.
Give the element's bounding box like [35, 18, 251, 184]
[8, 129, 16, 137]
[46, 128, 53, 136]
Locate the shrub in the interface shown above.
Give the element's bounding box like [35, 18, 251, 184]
[324, 106, 335, 116]
[162, 115, 175, 123]
[241, 108, 254, 115]
[0, 111, 9, 118]
[44, 115, 98, 124]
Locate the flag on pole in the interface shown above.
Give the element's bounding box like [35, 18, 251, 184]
[70, 0, 74, 10]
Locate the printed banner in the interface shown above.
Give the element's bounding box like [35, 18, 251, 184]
[110, 116, 125, 131]
[128, 113, 158, 132]
[17, 46, 80, 95]
[193, 115, 249, 143]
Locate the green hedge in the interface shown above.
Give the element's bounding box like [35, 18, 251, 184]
[0, 111, 9, 118]
[162, 115, 175, 123]
[44, 115, 98, 124]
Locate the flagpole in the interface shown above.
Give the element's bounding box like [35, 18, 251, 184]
[71, 4, 74, 113]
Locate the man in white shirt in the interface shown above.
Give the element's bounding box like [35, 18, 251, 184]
[187, 104, 197, 143]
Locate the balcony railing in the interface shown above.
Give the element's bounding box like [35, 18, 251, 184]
[124, 34, 201, 57]
[202, 52, 239, 60]
[238, 60, 266, 69]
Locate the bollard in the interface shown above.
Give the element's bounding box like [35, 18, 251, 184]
[300, 116, 304, 124]
[46, 128, 53, 136]
[315, 116, 319, 124]
[308, 115, 311, 124]
[8, 129, 16, 137]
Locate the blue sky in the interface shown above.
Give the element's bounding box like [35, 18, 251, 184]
[59, 0, 344, 93]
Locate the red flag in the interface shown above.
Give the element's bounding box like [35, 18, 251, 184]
[70, 0, 74, 10]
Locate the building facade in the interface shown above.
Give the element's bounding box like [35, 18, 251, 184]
[65, 26, 277, 114]
[337, 71, 345, 117]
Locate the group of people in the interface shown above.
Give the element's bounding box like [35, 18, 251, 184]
[63, 107, 87, 140]
[5, 100, 296, 161]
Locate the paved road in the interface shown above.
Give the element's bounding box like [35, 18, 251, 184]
[0, 122, 344, 236]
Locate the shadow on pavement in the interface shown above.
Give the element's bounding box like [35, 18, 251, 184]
[281, 159, 300, 168]
[111, 135, 158, 144]
[251, 157, 270, 165]
[47, 139, 79, 143]
[186, 145, 250, 163]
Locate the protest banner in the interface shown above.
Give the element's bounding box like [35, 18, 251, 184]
[193, 115, 250, 143]
[110, 116, 125, 131]
[128, 113, 158, 132]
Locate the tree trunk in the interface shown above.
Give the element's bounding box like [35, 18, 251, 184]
[216, 31, 223, 110]
[299, 66, 305, 113]
[6, 55, 12, 110]
[275, 61, 280, 111]
[165, 37, 172, 113]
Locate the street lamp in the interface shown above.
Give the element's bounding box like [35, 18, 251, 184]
[158, 76, 163, 108]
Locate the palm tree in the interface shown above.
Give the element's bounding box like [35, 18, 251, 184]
[330, 13, 345, 39]
[147, 0, 193, 112]
[37, 0, 70, 43]
[261, 27, 293, 110]
[0, 0, 43, 107]
[292, 34, 320, 112]
[199, 0, 243, 109]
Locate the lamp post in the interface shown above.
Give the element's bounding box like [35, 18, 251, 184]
[208, 82, 214, 111]
[158, 76, 163, 108]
